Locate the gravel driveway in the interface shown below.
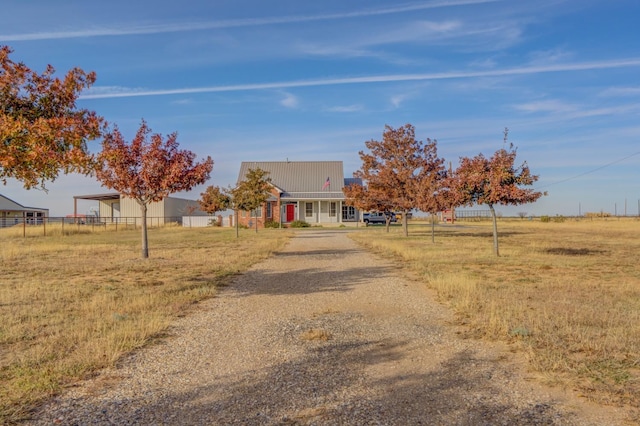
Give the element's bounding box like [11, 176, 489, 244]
[28, 230, 630, 425]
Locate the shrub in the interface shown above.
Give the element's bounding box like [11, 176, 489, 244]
[290, 220, 310, 228]
[552, 215, 566, 223]
[540, 216, 550, 223]
[264, 220, 280, 228]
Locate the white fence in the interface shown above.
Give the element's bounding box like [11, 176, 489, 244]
[182, 215, 231, 227]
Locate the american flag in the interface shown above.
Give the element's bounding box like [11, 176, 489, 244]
[322, 176, 330, 190]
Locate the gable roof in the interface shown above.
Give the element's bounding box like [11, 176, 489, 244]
[0, 194, 48, 212]
[237, 161, 345, 200]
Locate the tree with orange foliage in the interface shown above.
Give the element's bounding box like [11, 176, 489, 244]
[230, 168, 271, 235]
[451, 128, 544, 256]
[411, 140, 449, 243]
[343, 178, 396, 231]
[198, 185, 230, 222]
[95, 121, 213, 258]
[345, 124, 440, 236]
[0, 46, 103, 189]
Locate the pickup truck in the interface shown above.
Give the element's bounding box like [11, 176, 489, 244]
[363, 212, 397, 225]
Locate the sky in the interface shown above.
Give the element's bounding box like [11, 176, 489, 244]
[2, 0, 640, 217]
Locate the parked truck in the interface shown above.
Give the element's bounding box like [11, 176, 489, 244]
[362, 211, 397, 225]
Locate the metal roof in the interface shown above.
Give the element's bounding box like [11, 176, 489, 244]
[0, 194, 49, 212]
[237, 161, 346, 194]
[73, 192, 120, 201]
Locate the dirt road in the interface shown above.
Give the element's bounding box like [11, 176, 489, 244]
[28, 230, 630, 425]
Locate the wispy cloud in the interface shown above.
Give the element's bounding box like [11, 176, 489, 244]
[0, 0, 503, 42]
[171, 98, 193, 105]
[527, 47, 574, 65]
[514, 99, 576, 114]
[298, 19, 522, 60]
[599, 86, 640, 97]
[81, 57, 640, 100]
[280, 92, 299, 108]
[514, 99, 640, 121]
[325, 105, 364, 113]
[390, 95, 409, 108]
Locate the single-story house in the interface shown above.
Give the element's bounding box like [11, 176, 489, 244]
[0, 194, 49, 228]
[235, 161, 361, 228]
[73, 193, 206, 226]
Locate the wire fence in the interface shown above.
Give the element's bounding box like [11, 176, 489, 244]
[0, 216, 183, 237]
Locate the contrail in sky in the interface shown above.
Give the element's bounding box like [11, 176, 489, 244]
[81, 58, 640, 100]
[0, 0, 500, 41]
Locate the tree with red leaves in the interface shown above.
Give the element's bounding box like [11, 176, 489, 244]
[343, 178, 397, 232]
[411, 141, 449, 243]
[451, 128, 544, 256]
[95, 121, 213, 258]
[345, 124, 440, 236]
[0, 46, 103, 189]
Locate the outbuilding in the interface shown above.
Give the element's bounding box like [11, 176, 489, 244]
[0, 194, 49, 228]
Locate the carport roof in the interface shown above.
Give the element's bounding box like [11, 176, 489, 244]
[73, 192, 120, 201]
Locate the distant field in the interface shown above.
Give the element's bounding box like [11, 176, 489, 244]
[349, 218, 640, 410]
[0, 225, 290, 423]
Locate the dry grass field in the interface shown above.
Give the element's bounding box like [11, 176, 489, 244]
[349, 218, 640, 411]
[0, 224, 290, 423]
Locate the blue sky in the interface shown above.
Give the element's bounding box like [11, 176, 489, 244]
[2, 0, 640, 217]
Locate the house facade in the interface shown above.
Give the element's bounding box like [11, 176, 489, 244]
[236, 161, 360, 228]
[0, 194, 49, 228]
[73, 193, 205, 225]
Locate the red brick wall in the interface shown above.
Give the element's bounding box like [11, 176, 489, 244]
[237, 188, 282, 229]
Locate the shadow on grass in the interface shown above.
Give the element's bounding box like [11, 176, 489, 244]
[544, 247, 608, 256]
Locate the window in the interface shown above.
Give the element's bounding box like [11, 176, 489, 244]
[329, 202, 337, 217]
[252, 206, 262, 217]
[342, 205, 357, 221]
[266, 202, 272, 218]
[305, 202, 313, 217]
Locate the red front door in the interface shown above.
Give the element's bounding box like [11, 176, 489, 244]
[286, 204, 295, 222]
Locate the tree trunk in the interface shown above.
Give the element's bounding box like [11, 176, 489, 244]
[255, 210, 258, 233]
[431, 213, 435, 243]
[489, 204, 500, 256]
[235, 210, 239, 238]
[402, 210, 409, 237]
[385, 216, 391, 232]
[140, 202, 149, 259]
